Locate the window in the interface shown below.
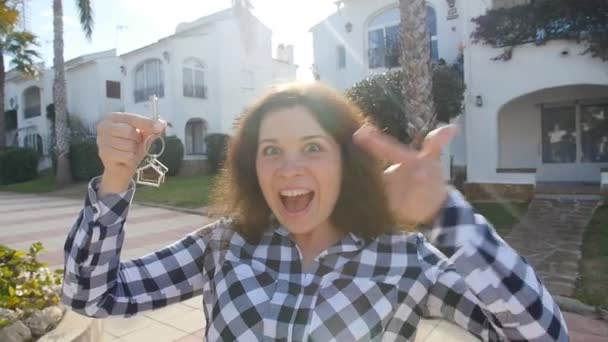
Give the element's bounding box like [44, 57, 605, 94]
[337, 45, 346, 69]
[367, 6, 438, 69]
[183, 58, 207, 99]
[23, 87, 41, 118]
[24, 133, 43, 157]
[106, 81, 121, 99]
[133, 59, 164, 103]
[185, 118, 207, 155]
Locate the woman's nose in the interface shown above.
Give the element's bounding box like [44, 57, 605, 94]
[278, 157, 304, 178]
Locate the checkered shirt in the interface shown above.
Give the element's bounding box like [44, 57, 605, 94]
[62, 177, 568, 341]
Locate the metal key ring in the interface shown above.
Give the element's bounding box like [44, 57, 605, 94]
[143, 134, 165, 158]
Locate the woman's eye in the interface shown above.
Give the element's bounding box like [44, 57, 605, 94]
[262, 146, 280, 156]
[304, 143, 322, 153]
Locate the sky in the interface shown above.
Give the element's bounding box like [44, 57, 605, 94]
[24, 0, 338, 80]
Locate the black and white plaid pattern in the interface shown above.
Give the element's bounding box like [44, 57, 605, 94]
[62, 177, 568, 341]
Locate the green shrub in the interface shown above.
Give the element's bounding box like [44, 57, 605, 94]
[205, 133, 230, 173]
[69, 139, 103, 181]
[156, 135, 184, 176]
[0, 243, 63, 327]
[346, 66, 465, 143]
[0, 147, 39, 185]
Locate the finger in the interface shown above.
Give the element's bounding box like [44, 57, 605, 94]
[108, 112, 165, 135]
[421, 125, 458, 160]
[108, 136, 138, 153]
[353, 125, 418, 165]
[109, 122, 142, 142]
[99, 146, 138, 167]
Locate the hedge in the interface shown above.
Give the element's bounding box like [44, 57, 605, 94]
[0, 147, 38, 185]
[69, 139, 103, 182]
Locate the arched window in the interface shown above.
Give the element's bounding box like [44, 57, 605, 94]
[185, 118, 207, 155]
[24, 133, 43, 157]
[183, 58, 207, 99]
[367, 6, 438, 69]
[23, 87, 41, 118]
[134, 59, 164, 103]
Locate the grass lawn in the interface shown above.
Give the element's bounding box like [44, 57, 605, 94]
[0, 172, 60, 193]
[575, 204, 608, 308]
[134, 174, 217, 208]
[473, 202, 530, 236]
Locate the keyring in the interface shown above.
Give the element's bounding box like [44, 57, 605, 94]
[136, 95, 168, 187]
[143, 134, 165, 159]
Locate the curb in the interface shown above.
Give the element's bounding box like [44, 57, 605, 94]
[38, 310, 103, 342]
[555, 295, 606, 320]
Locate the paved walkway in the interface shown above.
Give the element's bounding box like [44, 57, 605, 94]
[505, 195, 599, 296]
[1, 191, 606, 341]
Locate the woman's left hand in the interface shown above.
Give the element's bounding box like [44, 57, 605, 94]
[353, 125, 458, 226]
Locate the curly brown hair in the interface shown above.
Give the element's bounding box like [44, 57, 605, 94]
[211, 82, 396, 242]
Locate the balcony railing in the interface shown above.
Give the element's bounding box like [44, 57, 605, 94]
[134, 85, 165, 103]
[368, 47, 401, 69]
[24, 106, 41, 119]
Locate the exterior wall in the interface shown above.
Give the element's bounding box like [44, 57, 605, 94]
[311, 0, 463, 91]
[462, 0, 608, 184]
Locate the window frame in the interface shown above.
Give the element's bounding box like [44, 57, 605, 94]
[23, 86, 42, 119]
[133, 59, 165, 103]
[106, 80, 121, 99]
[183, 58, 207, 99]
[367, 6, 438, 69]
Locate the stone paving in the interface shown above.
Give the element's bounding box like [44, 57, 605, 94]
[504, 195, 600, 297]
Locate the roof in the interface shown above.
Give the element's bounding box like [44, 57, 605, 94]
[64, 49, 117, 68]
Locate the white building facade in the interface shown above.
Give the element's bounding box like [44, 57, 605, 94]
[311, 0, 608, 196]
[4, 8, 297, 173]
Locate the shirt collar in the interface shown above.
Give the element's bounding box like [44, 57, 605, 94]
[272, 225, 366, 255]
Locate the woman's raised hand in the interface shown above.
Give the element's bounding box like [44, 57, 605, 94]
[96, 112, 166, 196]
[353, 125, 458, 226]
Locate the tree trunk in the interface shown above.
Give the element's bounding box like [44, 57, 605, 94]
[399, 0, 437, 148]
[0, 49, 6, 150]
[53, 0, 71, 184]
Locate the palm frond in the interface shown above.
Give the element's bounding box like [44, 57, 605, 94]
[75, 0, 94, 40]
[4, 29, 40, 77]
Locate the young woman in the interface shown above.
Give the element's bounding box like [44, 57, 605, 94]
[62, 83, 568, 341]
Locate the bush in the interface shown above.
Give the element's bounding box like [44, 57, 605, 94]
[69, 139, 103, 181]
[156, 135, 184, 176]
[205, 133, 230, 173]
[346, 66, 465, 143]
[0, 243, 63, 327]
[0, 147, 39, 185]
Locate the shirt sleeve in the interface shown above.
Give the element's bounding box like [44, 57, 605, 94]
[419, 189, 569, 341]
[61, 176, 226, 318]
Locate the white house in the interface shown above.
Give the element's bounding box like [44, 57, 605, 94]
[311, 0, 608, 198]
[4, 7, 297, 174]
[4, 49, 124, 169]
[119, 8, 297, 173]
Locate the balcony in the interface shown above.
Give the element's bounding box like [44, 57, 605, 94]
[134, 85, 165, 103]
[24, 106, 41, 119]
[368, 47, 400, 69]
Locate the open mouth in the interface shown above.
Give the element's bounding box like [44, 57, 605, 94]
[279, 189, 314, 215]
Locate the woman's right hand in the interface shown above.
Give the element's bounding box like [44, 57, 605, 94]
[96, 112, 165, 196]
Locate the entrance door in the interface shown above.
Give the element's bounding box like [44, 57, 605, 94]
[537, 104, 608, 182]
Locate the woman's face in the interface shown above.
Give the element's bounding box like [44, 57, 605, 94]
[256, 105, 342, 236]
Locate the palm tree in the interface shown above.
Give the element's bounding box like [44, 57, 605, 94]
[52, 0, 93, 184]
[0, 0, 40, 149]
[398, 0, 436, 148]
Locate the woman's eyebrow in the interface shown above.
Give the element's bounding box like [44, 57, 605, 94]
[259, 138, 278, 144]
[301, 135, 327, 141]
